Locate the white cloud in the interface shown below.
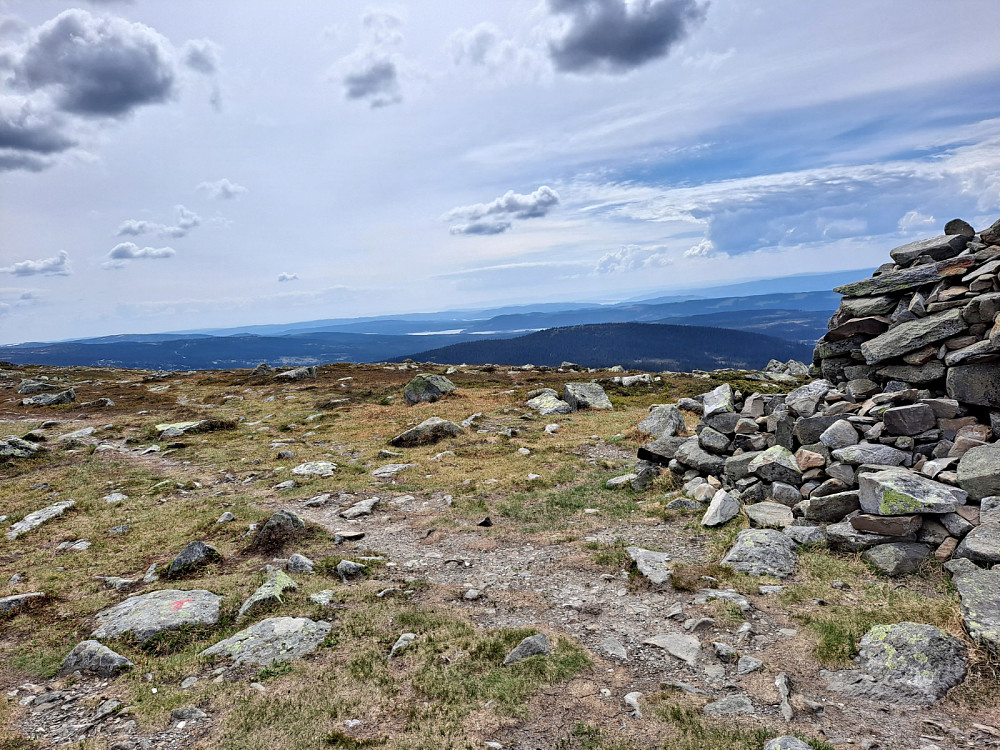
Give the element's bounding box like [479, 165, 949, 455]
[897, 210, 936, 233]
[115, 205, 201, 238]
[196, 177, 247, 200]
[337, 9, 409, 108]
[682, 238, 713, 257]
[277, 272, 298, 282]
[596, 244, 674, 273]
[103, 242, 175, 268]
[0, 250, 70, 276]
[448, 22, 545, 83]
[445, 185, 560, 235]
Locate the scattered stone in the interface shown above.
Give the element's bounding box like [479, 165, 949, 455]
[0, 435, 40, 459]
[249, 510, 306, 550]
[721, 529, 797, 578]
[287, 553, 315, 574]
[201, 617, 331, 666]
[643, 632, 700, 666]
[703, 694, 754, 716]
[562, 382, 613, 411]
[737, 655, 763, 674]
[372, 463, 416, 479]
[217, 511, 236, 523]
[863, 542, 932, 576]
[745, 501, 794, 528]
[238, 570, 299, 620]
[527, 390, 573, 415]
[341, 497, 380, 519]
[275, 366, 317, 380]
[390, 417, 463, 447]
[6, 500, 75, 540]
[502, 633, 551, 666]
[403, 374, 456, 404]
[309, 590, 338, 608]
[0, 592, 46, 618]
[92, 589, 222, 642]
[765, 737, 812, 750]
[165, 541, 222, 579]
[637, 404, 685, 438]
[944, 558, 1000, 653]
[625, 547, 671, 585]
[291, 461, 337, 477]
[58, 641, 133, 678]
[954, 522, 1000, 564]
[22, 389, 76, 407]
[701, 489, 740, 527]
[387, 632, 416, 660]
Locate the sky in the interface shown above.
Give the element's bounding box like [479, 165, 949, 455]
[2, 0, 1000, 344]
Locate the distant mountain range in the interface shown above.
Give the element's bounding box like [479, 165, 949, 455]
[397, 322, 815, 371]
[0, 277, 852, 370]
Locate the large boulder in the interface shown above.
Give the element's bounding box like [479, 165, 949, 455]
[637, 404, 685, 438]
[0, 435, 40, 459]
[92, 589, 223, 642]
[526, 390, 573, 415]
[201, 616, 331, 666]
[390, 417, 463, 447]
[888, 234, 968, 266]
[562, 383, 612, 411]
[720, 529, 797, 578]
[674, 438, 724, 476]
[957, 443, 1000, 500]
[626, 547, 672, 585]
[702, 384, 735, 419]
[858, 469, 960, 516]
[165, 541, 222, 579]
[22, 388, 76, 407]
[403, 374, 456, 404]
[823, 622, 966, 704]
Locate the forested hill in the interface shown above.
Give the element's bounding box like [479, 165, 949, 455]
[399, 322, 814, 371]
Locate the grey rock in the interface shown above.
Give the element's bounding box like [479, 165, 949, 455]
[826, 521, 914, 552]
[22, 388, 76, 407]
[626, 547, 672, 585]
[371, 463, 416, 479]
[6, 500, 75, 540]
[850, 514, 922, 537]
[0, 592, 46, 617]
[238, 570, 299, 621]
[831, 443, 908, 467]
[165, 541, 221, 578]
[637, 435, 687, 465]
[702, 694, 754, 716]
[644, 632, 700, 666]
[562, 382, 612, 411]
[724, 451, 763, 483]
[309, 590, 338, 608]
[702, 383, 735, 419]
[291, 461, 337, 477]
[764, 737, 813, 750]
[674, 438, 725, 476]
[783, 525, 826, 545]
[275, 366, 317, 380]
[0, 435, 41, 459]
[819, 420, 858, 449]
[944, 558, 1000, 653]
[834, 257, 975, 298]
[59, 641, 133, 677]
[171, 706, 207, 721]
[889, 234, 969, 266]
[92, 589, 222, 642]
[341, 497, 380, 519]
[250, 510, 306, 550]
[201, 616, 331, 666]
[502, 633, 550, 666]
[737, 655, 764, 674]
[217, 511, 236, 523]
[606, 474, 637, 489]
[748, 446, 802, 485]
[390, 416, 463, 447]
[701, 489, 740, 527]
[944, 219, 975, 237]
[982, 496, 1000, 524]
[637, 404, 685, 438]
[954, 522, 1000, 564]
[798, 491, 859, 522]
[286, 553, 315, 574]
[785, 380, 831, 418]
[721, 529, 797, 578]
[863, 542, 932, 576]
[600, 637, 627, 661]
[947, 363, 1000, 408]
[677, 397, 703, 414]
[770, 481, 802, 507]
[403, 374, 456, 404]
[883, 404, 936, 436]
[957, 443, 1000, 500]
[859, 469, 959, 515]
[526, 392, 573, 415]
[745, 502, 793, 528]
[793, 415, 843, 445]
[861, 308, 967, 365]
[824, 622, 966, 704]
[388, 632, 416, 660]
[698, 426, 730, 454]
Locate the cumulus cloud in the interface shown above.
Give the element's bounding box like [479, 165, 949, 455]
[595, 244, 674, 273]
[546, 0, 708, 74]
[116, 219, 156, 236]
[897, 210, 936, 233]
[277, 272, 298, 282]
[337, 9, 408, 108]
[448, 23, 545, 82]
[445, 185, 560, 235]
[683, 238, 714, 257]
[0, 250, 71, 276]
[197, 177, 247, 200]
[103, 242, 175, 268]
[0, 9, 219, 172]
[115, 205, 201, 239]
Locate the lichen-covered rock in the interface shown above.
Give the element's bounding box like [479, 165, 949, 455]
[701, 383, 734, 419]
[957, 443, 1000, 501]
[863, 542, 931, 576]
[637, 404, 685, 438]
[721, 529, 797, 578]
[201, 616, 331, 666]
[6, 500, 75, 540]
[785, 380, 831, 418]
[22, 388, 76, 407]
[824, 622, 966, 704]
[275, 366, 317, 380]
[944, 557, 1000, 654]
[562, 382, 612, 411]
[390, 416, 463, 447]
[953, 522, 1000, 564]
[92, 589, 222, 642]
[238, 570, 299, 620]
[0, 435, 40, 459]
[59, 641, 133, 677]
[291, 461, 337, 477]
[764, 737, 812, 750]
[859, 469, 960, 516]
[831, 443, 909, 467]
[526, 391, 573, 415]
[403, 373, 456, 404]
[748, 446, 802, 485]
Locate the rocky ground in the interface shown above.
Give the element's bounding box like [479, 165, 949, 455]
[1, 360, 998, 750]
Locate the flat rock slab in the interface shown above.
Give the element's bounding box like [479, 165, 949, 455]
[502, 633, 551, 666]
[862, 542, 931, 576]
[626, 547, 671, 585]
[371, 463, 416, 479]
[59, 640, 133, 677]
[7, 500, 75, 540]
[831, 443, 908, 466]
[957, 443, 1000, 500]
[341, 497, 380, 519]
[702, 694, 754, 716]
[953, 522, 1000, 564]
[826, 521, 914, 552]
[201, 617, 331, 666]
[644, 632, 700, 666]
[861, 308, 967, 365]
[390, 417, 463, 447]
[291, 461, 337, 477]
[238, 570, 299, 621]
[765, 738, 812, 750]
[945, 558, 1000, 654]
[0, 592, 46, 617]
[859, 468, 961, 516]
[745, 501, 794, 528]
[92, 589, 222, 642]
[824, 622, 966, 704]
[721, 529, 797, 578]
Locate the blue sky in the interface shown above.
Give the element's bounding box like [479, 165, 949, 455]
[2, 0, 1000, 343]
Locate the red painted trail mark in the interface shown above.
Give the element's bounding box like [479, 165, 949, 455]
[170, 598, 194, 611]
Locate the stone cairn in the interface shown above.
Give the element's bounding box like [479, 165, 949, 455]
[638, 216, 1000, 581]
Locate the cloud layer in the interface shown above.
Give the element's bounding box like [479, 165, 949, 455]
[445, 186, 560, 235]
